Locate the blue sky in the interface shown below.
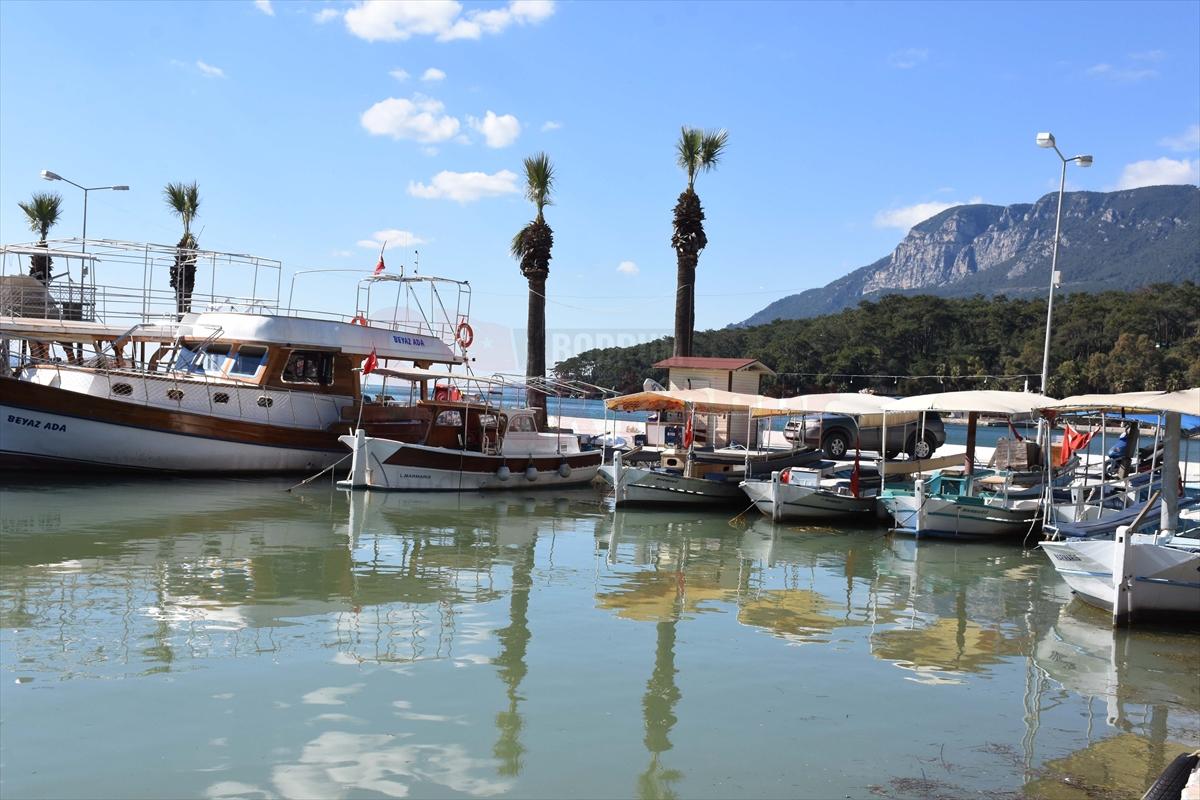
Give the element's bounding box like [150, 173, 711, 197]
[2, 0, 1198, 359]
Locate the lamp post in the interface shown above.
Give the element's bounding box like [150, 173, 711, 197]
[1034, 133, 1092, 395]
[40, 170, 129, 249]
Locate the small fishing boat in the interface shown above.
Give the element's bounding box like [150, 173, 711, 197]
[1038, 389, 1200, 626]
[741, 460, 884, 521]
[738, 392, 898, 522]
[876, 390, 1063, 540]
[598, 387, 821, 508]
[339, 369, 602, 491]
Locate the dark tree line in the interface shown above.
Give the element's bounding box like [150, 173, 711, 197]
[554, 284, 1200, 396]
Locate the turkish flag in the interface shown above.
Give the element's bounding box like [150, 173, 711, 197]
[373, 255, 385, 275]
[362, 346, 378, 375]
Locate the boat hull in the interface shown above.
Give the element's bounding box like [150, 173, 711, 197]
[600, 463, 746, 507]
[1, 396, 342, 473]
[341, 437, 602, 491]
[1041, 537, 1200, 620]
[740, 478, 877, 521]
[880, 492, 1041, 539]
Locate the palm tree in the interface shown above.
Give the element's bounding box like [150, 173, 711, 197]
[163, 181, 201, 315]
[17, 192, 63, 283]
[670, 127, 728, 357]
[510, 153, 555, 412]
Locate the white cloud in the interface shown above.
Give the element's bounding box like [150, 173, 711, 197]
[888, 48, 928, 69]
[407, 170, 519, 203]
[389, 68, 410, 82]
[195, 60, 226, 79]
[331, 250, 354, 258]
[421, 67, 446, 82]
[616, 261, 639, 275]
[1085, 63, 1157, 82]
[541, 120, 562, 132]
[356, 229, 426, 251]
[360, 95, 461, 143]
[342, 0, 554, 43]
[1159, 124, 1200, 153]
[1130, 49, 1166, 62]
[314, 7, 340, 23]
[468, 111, 521, 148]
[1114, 158, 1199, 190]
[873, 196, 983, 230]
[254, 0, 274, 15]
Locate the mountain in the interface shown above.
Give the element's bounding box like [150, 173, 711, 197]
[738, 184, 1200, 326]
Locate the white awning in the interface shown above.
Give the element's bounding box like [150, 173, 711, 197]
[605, 387, 770, 414]
[883, 390, 1054, 415]
[750, 392, 891, 418]
[0, 246, 100, 260]
[1039, 389, 1199, 416]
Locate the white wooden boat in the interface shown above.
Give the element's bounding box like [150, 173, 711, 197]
[1, 240, 466, 473]
[1038, 389, 1200, 626]
[339, 369, 601, 491]
[741, 460, 883, 521]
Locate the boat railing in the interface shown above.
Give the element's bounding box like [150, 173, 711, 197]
[22, 357, 349, 431]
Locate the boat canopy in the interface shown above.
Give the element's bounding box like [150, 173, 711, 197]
[882, 390, 1054, 415]
[605, 388, 769, 414]
[371, 366, 510, 386]
[1038, 389, 1199, 417]
[749, 392, 890, 418]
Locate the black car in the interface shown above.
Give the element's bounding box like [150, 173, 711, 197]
[782, 411, 946, 459]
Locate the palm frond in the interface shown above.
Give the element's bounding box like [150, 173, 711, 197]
[17, 192, 63, 240]
[675, 127, 703, 185]
[699, 129, 729, 171]
[163, 181, 201, 232]
[522, 153, 555, 216]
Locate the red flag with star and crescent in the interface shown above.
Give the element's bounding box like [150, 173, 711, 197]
[362, 346, 378, 375]
[373, 241, 386, 275]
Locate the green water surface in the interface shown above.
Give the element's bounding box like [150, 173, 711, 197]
[1, 478, 1197, 800]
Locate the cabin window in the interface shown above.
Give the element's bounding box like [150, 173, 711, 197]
[213, 392, 230, 404]
[167, 389, 185, 402]
[508, 415, 537, 433]
[282, 350, 334, 385]
[199, 345, 231, 374]
[257, 396, 274, 408]
[111, 382, 133, 396]
[230, 346, 267, 376]
[173, 345, 201, 372]
[435, 410, 463, 427]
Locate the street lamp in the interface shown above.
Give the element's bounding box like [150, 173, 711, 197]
[40, 170, 129, 247]
[1035, 133, 1092, 395]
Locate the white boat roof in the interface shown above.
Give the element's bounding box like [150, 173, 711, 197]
[882, 390, 1054, 415]
[1040, 389, 1199, 416]
[183, 313, 460, 363]
[750, 392, 891, 418]
[606, 387, 770, 414]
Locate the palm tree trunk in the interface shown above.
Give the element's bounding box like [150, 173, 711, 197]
[526, 275, 547, 413]
[673, 260, 695, 357]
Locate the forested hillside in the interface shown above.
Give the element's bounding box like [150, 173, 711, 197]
[556, 284, 1200, 396]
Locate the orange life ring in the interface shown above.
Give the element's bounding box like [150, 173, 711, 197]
[351, 314, 368, 326]
[456, 321, 474, 349]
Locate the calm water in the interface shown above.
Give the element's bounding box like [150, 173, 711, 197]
[1, 478, 1197, 800]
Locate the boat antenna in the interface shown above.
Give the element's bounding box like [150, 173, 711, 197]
[414, 249, 419, 275]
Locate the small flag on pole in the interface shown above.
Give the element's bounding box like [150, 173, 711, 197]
[373, 241, 386, 275]
[362, 346, 378, 375]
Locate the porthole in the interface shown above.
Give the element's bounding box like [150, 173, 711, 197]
[256, 396, 274, 408]
[213, 392, 230, 404]
[111, 382, 133, 396]
[167, 389, 185, 402]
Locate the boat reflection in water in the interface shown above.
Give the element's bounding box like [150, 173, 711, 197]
[2, 479, 1198, 799]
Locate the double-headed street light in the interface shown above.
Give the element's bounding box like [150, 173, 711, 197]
[1035, 133, 1092, 395]
[40, 170, 129, 249]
